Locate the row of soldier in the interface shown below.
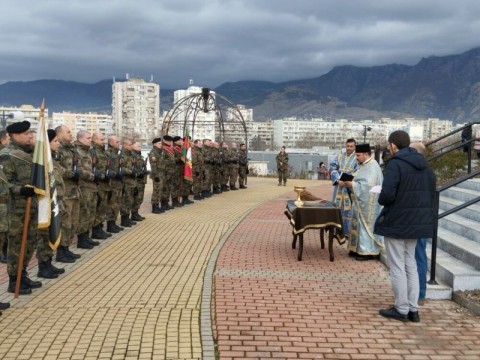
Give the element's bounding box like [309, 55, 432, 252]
[0, 122, 249, 311]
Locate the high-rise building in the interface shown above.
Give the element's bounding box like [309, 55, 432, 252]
[112, 76, 160, 146]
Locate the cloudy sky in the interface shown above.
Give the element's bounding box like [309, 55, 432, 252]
[1, 0, 480, 89]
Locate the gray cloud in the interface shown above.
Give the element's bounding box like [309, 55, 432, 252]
[1, 0, 480, 88]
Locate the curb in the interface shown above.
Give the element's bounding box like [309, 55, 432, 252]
[453, 291, 480, 315]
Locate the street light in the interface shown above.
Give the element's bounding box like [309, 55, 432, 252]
[354, 124, 379, 143]
[1, 111, 25, 130]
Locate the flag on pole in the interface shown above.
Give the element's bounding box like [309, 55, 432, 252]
[31, 99, 61, 249]
[183, 129, 193, 183]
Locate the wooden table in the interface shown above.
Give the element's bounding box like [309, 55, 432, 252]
[284, 200, 345, 261]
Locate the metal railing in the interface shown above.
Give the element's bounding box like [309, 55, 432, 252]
[426, 123, 480, 284]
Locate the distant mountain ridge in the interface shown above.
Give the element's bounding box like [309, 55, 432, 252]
[2, 47, 480, 122]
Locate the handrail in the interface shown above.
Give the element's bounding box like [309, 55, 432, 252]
[425, 121, 480, 147]
[428, 137, 478, 175]
[428, 162, 480, 285]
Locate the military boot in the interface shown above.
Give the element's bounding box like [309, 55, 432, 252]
[131, 211, 145, 221]
[56, 246, 76, 263]
[85, 232, 100, 246]
[230, 185, 238, 190]
[171, 198, 179, 208]
[65, 246, 81, 259]
[182, 196, 194, 205]
[152, 204, 164, 214]
[120, 214, 132, 227]
[99, 222, 113, 238]
[49, 259, 65, 274]
[37, 261, 59, 279]
[193, 194, 202, 200]
[7, 275, 32, 295]
[0, 301, 10, 310]
[222, 185, 230, 191]
[106, 220, 120, 233]
[77, 232, 94, 249]
[21, 269, 42, 289]
[91, 224, 108, 240]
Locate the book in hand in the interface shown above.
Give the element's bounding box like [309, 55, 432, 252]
[339, 172, 354, 182]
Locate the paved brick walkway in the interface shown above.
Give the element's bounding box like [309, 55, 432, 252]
[0, 178, 479, 360]
[213, 185, 480, 360]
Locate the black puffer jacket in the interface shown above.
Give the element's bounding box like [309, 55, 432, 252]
[374, 147, 436, 239]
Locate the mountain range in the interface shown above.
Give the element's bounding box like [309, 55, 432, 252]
[2, 47, 480, 123]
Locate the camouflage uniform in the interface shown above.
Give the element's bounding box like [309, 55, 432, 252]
[192, 145, 204, 197]
[211, 147, 222, 193]
[91, 143, 112, 238]
[229, 147, 239, 190]
[202, 145, 214, 195]
[56, 140, 83, 257]
[149, 146, 164, 211]
[120, 149, 137, 224]
[238, 148, 248, 188]
[276, 152, 289, 185]
[0, 140, 38, 278]
[160, 144, 177, 210]
[132, 150, 147, 216]
[0, 168, 12, 264]
[75, 141, 97, 237]
[219, 147, 229, 190]
[106, 145, 124, 231]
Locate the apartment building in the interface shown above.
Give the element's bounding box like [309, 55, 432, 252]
[0, 104, 48, 130]
[112, 76, 160, 146]
[51, 112, 114, 136]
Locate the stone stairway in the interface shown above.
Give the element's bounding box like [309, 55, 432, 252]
[431, 178, 480, 295]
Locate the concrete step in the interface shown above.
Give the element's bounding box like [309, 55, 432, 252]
[439, 196, 480, 222]
[436, 228, 480, 271]
[441, 186, 480, 203]
[379, 251, 452, 300]
[438, 212, 480, 245]
[455, 178, 480, 192]
[426, 243, 480, 291]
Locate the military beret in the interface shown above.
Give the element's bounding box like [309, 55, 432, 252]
[47, 129, 57, 142]
[152, 137, 162, 144]
[163, 135, 173, 141]
[6, 120, 31, 134]
[355, 143, 371, 153]
[172, 136, 181, 142]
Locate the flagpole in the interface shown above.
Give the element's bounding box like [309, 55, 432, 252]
[14, 198, 32, 298]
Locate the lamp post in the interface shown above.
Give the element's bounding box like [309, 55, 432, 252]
[354, 124, 378, 143]
[1, 111, 25, 130]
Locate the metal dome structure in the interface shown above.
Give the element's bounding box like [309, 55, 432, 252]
[161, 87, 248, 145]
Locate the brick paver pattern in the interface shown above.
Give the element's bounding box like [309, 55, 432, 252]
[0, 178, 295, 359]
[213, 186, 480, 360]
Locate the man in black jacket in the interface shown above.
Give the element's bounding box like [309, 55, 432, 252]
[374, 130, 436, 323]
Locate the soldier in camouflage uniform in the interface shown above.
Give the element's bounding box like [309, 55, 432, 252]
[211, 142, 222, 194]
[0, 121, 42, 295]
[202, 139, 213, 198]
[229, 142, 239, 190]
[91, 132, 113, 240]
[0, 129, 10, 264]
[192, 139, 205, 200]
[276, 146, 289, 186]
[219, 142, 230, 192]
[0, 165, 12, 309]
[75, 130, 100, 249]
[238, 143, 248, 189]
[55, 125, 82, 261]
[173, 136, 193, 205]
[149, 137, 164, 214]
[106, 136, 124, 233]
[172, 136, 185, 207]
[120, 139, 137, 227]
[131, 141, 146, 221]
[36, 129, 67, 279]
[160, 135, 177, 211]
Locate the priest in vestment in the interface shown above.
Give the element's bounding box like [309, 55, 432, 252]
[345, 143, 384, 260]
[329, 138, 358, 238]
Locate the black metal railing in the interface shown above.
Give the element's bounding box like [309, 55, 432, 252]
[426, 122, 480, 284]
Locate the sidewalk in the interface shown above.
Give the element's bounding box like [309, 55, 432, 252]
[0, 178, 478, 360]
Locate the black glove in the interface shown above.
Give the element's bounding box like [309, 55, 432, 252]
[20, 186, 35, 197]
[154, 177, 160, 182]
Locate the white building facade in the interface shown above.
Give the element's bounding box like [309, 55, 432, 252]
[51, 112, 114, 137]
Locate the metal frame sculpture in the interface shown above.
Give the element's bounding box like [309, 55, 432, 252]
[161, 87, 248, 145]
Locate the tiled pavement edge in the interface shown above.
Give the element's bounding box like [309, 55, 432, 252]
[0, 177, 304, 359]
[213, 186, 480, 360]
